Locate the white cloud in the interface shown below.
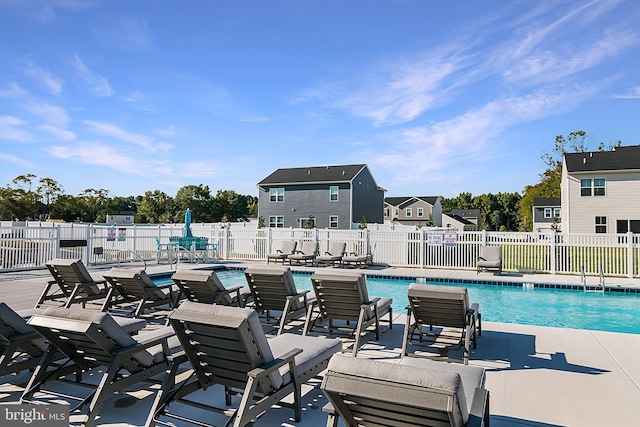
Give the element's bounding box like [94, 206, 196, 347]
[71, 54, 113, 97]
[93, 17, 153, 50]
[82, 120, 154, 149]
[24, 62, 63, 96]
[0, 152, 35, 167]
[612, 86, 640, 99]
[26, 102, 69, 127]
[0, 82, 27, 98]
[0, 115, 34, 142]
[47, 142, 142, 174]
[39, 124, 75, 140]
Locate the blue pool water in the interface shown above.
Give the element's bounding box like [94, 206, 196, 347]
[158, 269, 640, 335]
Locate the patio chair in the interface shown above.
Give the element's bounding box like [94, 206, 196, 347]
[288, 240, 319, 266]
[322, 353, 489, 427]
[103, 267, 178, 318]
[266, 240, 297, 264]
[317, 242, 346, 267]
[477, 245, 502, 275]
[36, 258, 112, 310]
[304, 271, 393, 356]
[341, 252, 369, 268]
[402, 283, 481, 365]
[171, 268, 251, 307]
[21, 307, 179, 427]
[243, 265, 312, 335]
[147, 302, 342, 427]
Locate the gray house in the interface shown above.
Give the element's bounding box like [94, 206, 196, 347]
[257, 164, 385, 229]
[532, 198, 561, 232]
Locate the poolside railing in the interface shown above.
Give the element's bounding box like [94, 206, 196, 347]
[0, 223, 638, 278]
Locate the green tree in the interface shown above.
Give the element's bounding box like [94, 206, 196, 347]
[174, 185, 214, 223]
[36, 177, 63, 219]
[213, 190, 254, 222]
[138, 190, 174, 223]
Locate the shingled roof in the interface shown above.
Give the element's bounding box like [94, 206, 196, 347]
[385, 196, 439, 207]
[533, 198, 561, 207]
[258, 164, 367, 185]
[564, 145, 640, 173]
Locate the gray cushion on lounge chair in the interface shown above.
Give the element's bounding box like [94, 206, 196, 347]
[175, 301, 282, 389]
[408, 283, 470, 304]
[327, 353, 471, 423]
[46, 258, 102, 295]
[105, 268, 168, 300]
[399, 356, 486, 421]
[268, 332, 342, 383]
[38, 307, 154, 367]
[0, 303, 47, 351]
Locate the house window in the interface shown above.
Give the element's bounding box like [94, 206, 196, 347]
[269, 216, 284, 228]
[593, 178, 606, 196]
[544, 208, 552, 218]
[384, 207, 389, 217]
[553, 208, 561, 218]
[417, 207, 424, 217]
[395, 209, 399, 217]
[269, 188, 284, 202]
[595, 216, 607, 233]
[581, 179, 606, 197]
[329, 215, 338, 228]
[406, 208, 412, 217]
[329, 186, 339, 202]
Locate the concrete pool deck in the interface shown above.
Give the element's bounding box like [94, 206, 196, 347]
[1, 261, 639, 426]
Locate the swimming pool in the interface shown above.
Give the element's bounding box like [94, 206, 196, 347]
[158, 268, 640, 335]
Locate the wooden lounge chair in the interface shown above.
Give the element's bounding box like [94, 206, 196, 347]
[21, 307, 179, 427]
[171, 269, 251, 307]
[402, 283, 481, 365]
[317, 242, 346, 267]
[37, 258, 112, 310]
[304, 271, 393, 356]
[288, 240, 319, 266]
[243, 265, 312, 335]
[322, 353, 490, 427]
[477, 245, 502, 275]
[147, 302, 342, 427]
[103, 267, 178, 318]
[266, 240, 297, 264]
[1, 302, 146, 380]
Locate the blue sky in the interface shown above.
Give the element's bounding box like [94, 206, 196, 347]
[1, 1, 639, 199]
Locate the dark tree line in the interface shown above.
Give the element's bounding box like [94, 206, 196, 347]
[0, 175, 257, 224]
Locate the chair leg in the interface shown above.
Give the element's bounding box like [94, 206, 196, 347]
[401, 310, 413, 357]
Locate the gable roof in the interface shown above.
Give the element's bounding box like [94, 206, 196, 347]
[564, 145, 640, 173]
[533, 198, 561, 207]
[384, 196, 439, 207]
[448, 209, 480, 218]
[442, 212, 474, 225]
[258, 164, 367, 186]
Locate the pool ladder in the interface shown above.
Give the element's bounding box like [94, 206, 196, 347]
[581, 265, 605, 294]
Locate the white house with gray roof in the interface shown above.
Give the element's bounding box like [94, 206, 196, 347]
[561, 145, 640, 234]
[384, 196, 442, 227]
[257, 164, 385, 229]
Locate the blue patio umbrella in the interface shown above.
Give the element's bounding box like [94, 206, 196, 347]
[183, 208, 193, 238]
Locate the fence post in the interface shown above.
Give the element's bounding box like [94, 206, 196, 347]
[84, 224, 91, 265]
[628, 231, 634, 279]
[550, 231, 556, 275]
[55, 224, 61, 258]
[132, 225, 137, 256]
[267, 227, 273, 255]
[481, 229, 487, 246]
[224, 226, 231, 260]
[419, 228, 425, 269]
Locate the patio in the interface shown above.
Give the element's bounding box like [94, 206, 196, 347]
[1, 262, 639, 426]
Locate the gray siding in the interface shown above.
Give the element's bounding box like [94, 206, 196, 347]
[258, 184, 352, 229]
[351, 168, 384, 225]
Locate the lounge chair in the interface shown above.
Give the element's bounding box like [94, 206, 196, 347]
[171, 269, 251, 307]
[288, 240, 319, 266]
[103, 267, 178, 318]
[402, 283, 481, 365]
[304, 271, 393, 356]
[21, 307, 179, 427]
[316, 242, 346, 267]
[266, 240, 297, 264]
[341, 252, 369, 268]
[147, 302, 342, 427]
[477, 245, 502, 275]
[322, 354, 489, 427]
[243, 265, 312, 335]
[36, 258, 112, 310]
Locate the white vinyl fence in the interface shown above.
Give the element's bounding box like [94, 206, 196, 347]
[1, 223, 638, 278]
